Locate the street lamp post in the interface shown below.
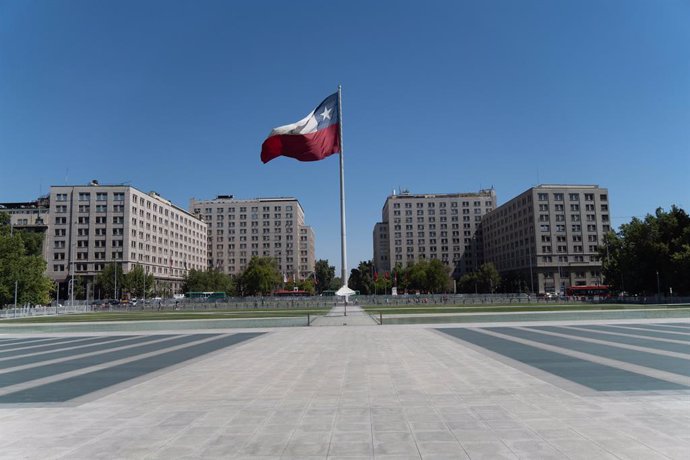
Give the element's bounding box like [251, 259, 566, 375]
[527, 239, 534, 294]
[143, 265, 146, 306]
[69, 262, 75, 307]
[114, 263, 118, 302]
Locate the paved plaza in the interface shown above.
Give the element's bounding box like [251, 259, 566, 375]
[0, 316, 689, 459]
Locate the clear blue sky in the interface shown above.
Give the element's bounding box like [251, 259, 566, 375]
[1, 0, 689, 273]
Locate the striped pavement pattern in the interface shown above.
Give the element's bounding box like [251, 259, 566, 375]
[0, 332, 262, 404]
[439, 322, 690, 392]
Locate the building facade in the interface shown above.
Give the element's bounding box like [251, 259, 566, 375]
[45, 182, 207, 296]
[0, 196, 50, 232]
[189, 195, 315, 279]
[482, 185, 610, 294]
[373, 189, 497, 278]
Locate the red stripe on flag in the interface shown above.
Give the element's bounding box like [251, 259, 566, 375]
[261, 124, 340, 164]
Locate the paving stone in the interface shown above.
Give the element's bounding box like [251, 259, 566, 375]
[0, 319, 688, 459]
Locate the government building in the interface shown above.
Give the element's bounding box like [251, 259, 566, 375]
[189, 195, 315, 280]
[373, 189, 497, 278]
[482, 184, 610, 294]
[45, 181, 207, 296]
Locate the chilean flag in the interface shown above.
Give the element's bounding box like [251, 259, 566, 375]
[261, 92, 340, 163]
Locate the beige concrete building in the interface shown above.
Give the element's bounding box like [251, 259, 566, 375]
[189, 196, 315, 279]
[373, 189, 497, 278]
[45, 182, 207, 295]
[482, 184, 610, 294]
[0, 196, 50, 232]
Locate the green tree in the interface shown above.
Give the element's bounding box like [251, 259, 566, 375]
[406, 262, 427, 292]
[329, 276, 342, 291]
[238, 257, 282, 296]
[401, 260, 451, 293]
[600, 206, 690, 295]
[426, 259, 452, 293]
[182, 268, 236, 295]
[95, 263, 123, 299]
[0, 213, 53, 305]
[20, 232, 44, 257]
[284, 278, 316, 295]
[122, 265, 155, 298]
[391, 263, 406, 290]
[349, 260, 375, 294]
[457, 272, 477, 293]
[314, 259, 335, 294]
[373, 274, 392, 294]
[500, 270, 531, 293]
[458, 263, 501, 294]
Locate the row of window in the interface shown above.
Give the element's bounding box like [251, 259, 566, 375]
[393, 223, 471, 231]
[392, 200, 492, 208]
[55, 191, 204, 229]
[540, 245, 599, 253]
[538, 203, 608, 212]
[395, 238, 469, 245]
[54, 251, 122, 261]
[54, 204, 125, 214]
[212, 220, 294, 228]
[196, 205, 294, 213]
[53, 239, 123, 249]
[52, 263, 193, 275]
[55, 216, 126, 225]
[541, 234, 598, 243]
[537, 192, 607, 202]
[56, 192, 125, 202]
[393, 254, 461, 262]
[131, 209, 206, 233]
[394, 230, 471, 238]
[212, 243, 298, 251]
[54, 228, 124, 237]
[393, 208, 486, 216]
[204, 213, 294, 221]
[539, 224, 610, 233]
[538, 213, 609, 222]
[392, 216, 481, 224]
[541, 255, 597, 263]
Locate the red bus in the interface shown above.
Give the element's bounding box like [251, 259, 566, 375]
[565, 285, 610, 299]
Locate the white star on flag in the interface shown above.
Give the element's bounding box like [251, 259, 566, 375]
[319, 106, 332, 121]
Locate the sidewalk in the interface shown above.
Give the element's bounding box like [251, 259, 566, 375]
[0, 319, 688, 459]
[310, 303, 378, 327]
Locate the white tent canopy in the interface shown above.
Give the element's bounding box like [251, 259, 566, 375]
[335, 286, 355, 297]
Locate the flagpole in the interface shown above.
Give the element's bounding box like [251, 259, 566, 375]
[337, 84, 348, 288]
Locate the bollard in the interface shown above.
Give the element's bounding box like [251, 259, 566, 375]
[307, 313, 310, 326]
[380, 312, 382, 325]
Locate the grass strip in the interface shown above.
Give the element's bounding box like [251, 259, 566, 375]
[361, 304, 690, 315]
[2, 309, 330, 323]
